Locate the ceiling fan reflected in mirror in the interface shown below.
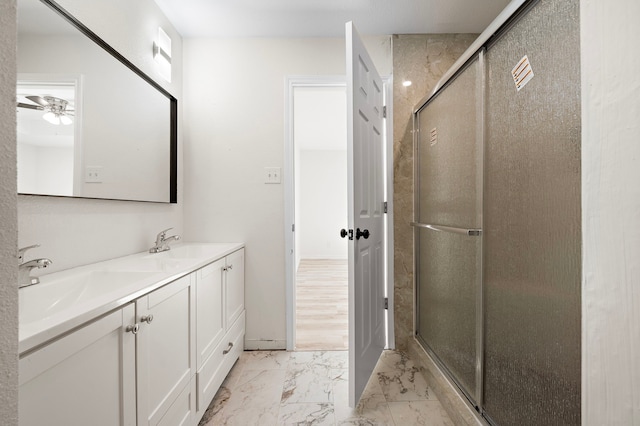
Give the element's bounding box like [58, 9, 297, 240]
[17, 95, 74, 125]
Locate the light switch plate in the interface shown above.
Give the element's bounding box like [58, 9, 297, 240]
[85, 166, 103, 183]
[264, 167, 281, 184]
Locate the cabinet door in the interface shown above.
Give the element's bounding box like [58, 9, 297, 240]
[225, 248, 245, 328]
[137, 274, 195, 426]
[19, 304, 136, 426]
[196, 258, 225, 368]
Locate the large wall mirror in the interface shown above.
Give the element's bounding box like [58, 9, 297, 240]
[17, 0, 177, 203]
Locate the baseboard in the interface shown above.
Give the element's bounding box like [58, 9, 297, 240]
[407, 337, 488, 426]
[244, 339, 287, 351]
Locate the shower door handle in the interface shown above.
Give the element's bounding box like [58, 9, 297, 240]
[410, 222, 482, 236]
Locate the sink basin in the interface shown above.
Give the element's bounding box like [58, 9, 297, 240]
[109, 257, 188, 272]
[20, 270, 157, 325]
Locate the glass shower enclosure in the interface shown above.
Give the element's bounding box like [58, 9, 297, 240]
[413, 0, 581, 424]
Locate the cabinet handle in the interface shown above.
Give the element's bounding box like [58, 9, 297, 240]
[227, 264, 233, 270]
[222, 342, 234, 355]
[140, 314, 154, 324]
[126, 324, 139, 334]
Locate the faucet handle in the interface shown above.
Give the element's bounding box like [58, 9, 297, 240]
[18, 244, 40, 262]
[156, 228, 173, 241]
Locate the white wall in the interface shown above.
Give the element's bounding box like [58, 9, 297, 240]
[298, 150, 348, 259]
[18, 143, 74, 196]
[581, 0, 640, 423]
[294, 85, 348, 262]
[0, 0, 18, 423]
[17, 0, 184, 274]
[183, 36, 391, 349]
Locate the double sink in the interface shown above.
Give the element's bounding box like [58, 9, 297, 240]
[19, 243, 243, 354]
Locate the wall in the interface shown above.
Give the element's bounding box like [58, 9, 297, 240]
[18, 143, 74, 196]
[392, 34, 478, 350]
[17, 0, 184, 274]
[298, 150, 348, 260]
[0, 0, 18, 423]
[581, 0, 640, 423]
[294, 85, 348, 261]
[182, 36, 392, 349]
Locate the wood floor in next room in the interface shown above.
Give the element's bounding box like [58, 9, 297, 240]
[198, 350, 453, 425]
[296, 259, 348, 351]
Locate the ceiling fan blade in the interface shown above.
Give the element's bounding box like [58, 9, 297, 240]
[26, 95, 49, 106]
[17, 102, 43, 110]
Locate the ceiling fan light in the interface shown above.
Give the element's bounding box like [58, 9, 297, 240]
[43, 111, 61, 125]
[60, 115, 73, 125]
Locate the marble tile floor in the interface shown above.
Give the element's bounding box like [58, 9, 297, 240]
[198, 349, 453, 426]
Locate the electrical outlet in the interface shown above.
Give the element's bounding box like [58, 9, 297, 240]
[264, 167, 281, 184]
[85, 166, 103, 183]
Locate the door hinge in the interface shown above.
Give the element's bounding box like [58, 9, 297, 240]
[384, 297, 389, 310]
[292, 224, 295, 232]
[383, 201, 388, 214]
[382, 106, 387, 118]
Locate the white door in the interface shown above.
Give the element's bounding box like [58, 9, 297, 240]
[346, 21, 386, 408]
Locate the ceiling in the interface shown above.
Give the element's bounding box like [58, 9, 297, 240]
[153, 0, 513, 38]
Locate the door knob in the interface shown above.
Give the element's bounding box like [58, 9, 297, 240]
[355, 228, 370, 240]
[340, 229, 354, 240]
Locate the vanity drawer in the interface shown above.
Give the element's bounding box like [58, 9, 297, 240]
[196, 311, 245, 413]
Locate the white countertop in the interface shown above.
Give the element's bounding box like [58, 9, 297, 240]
[19, 242, 244, 355]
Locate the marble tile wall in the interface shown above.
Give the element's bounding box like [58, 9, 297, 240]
[392, 34, 478, 350]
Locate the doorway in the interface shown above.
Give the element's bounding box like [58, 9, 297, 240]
[290, 82, 349, 351]
[284, 76, 394, 353]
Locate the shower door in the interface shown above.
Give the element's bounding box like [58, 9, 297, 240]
[414, 54, 484, 405]
[482, 0, 581, 424]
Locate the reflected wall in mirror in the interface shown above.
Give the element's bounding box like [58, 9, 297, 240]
[17, 0, 177, 203]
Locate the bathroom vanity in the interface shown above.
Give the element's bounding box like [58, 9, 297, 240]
[18, 243, 245, 426]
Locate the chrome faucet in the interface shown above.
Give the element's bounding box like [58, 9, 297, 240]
[149, 228, 181, 253]
[18, 244, 52, 288]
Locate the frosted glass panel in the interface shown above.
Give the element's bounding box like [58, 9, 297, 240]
[415, 56, 482, 403]
[483, 0, 581, 424]
[416, 58, 481, 228]
[417, 228, 480, 400]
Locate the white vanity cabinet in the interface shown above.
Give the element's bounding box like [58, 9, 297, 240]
[18, 243, 245, 426]
[19, 304, 137, 426]
[136, 274, 196, 426]
[194, 248, 245, 422]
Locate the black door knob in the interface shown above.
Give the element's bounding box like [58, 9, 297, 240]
[355, 228, 370, 240]
[340, 229, 354, 240]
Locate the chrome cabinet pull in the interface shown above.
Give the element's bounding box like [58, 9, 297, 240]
[222, 342, 234, 355]
[126, 324, 139, 334]
[140, 314, 154, 324]
[227, 264, 233, 270]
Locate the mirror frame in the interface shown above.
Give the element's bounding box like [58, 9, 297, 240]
[21, 0, 178, 203]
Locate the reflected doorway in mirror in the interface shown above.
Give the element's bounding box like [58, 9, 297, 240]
[17, 75, 83, 197]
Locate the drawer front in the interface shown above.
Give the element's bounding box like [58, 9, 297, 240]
[196, 311, 245, 414]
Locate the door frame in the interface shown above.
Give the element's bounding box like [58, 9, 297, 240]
[284, 75, 395, 351]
